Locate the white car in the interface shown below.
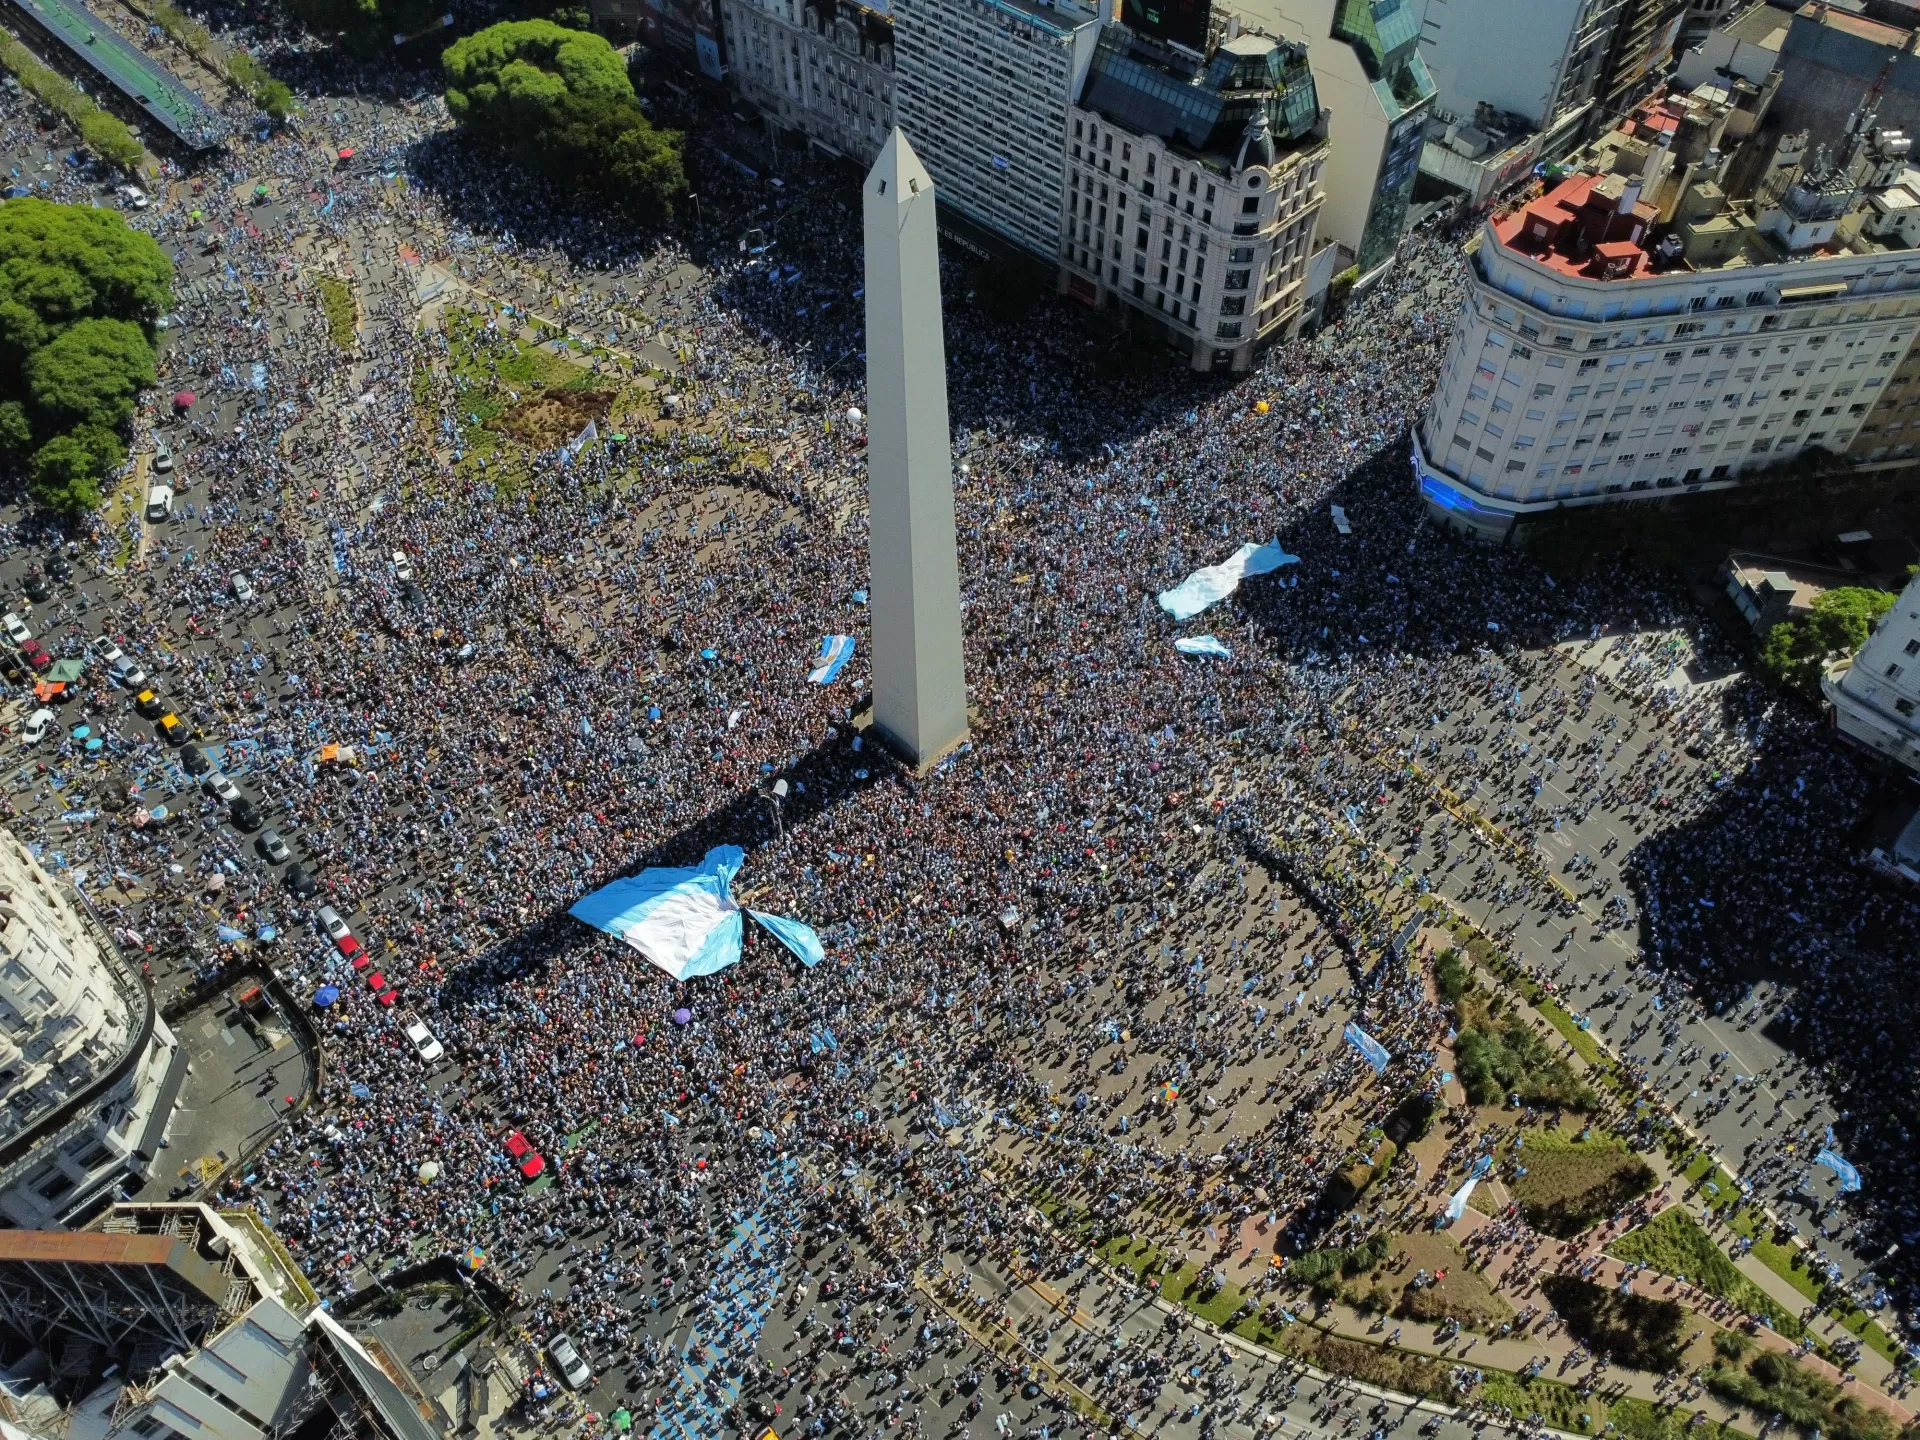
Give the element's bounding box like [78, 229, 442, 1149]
[392, 551, 413, 582]
[2, 613, 30, 645]
[232, 573, 255, 603]
[94, 637, 124, 665]
[204, 771, 241, 803]
[152, 444, 173, 474]
[317, 905, 350, 943]
[404, 1020, 444, 1063]
[548, 1333, 591, 1390]
[112, 659, 148, 689]
[117, 184, 148, 210]
[21, 708, 54, 744]
[145, 484, 173, 523]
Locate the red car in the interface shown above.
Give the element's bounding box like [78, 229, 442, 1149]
[376, 988, 398, 1007]
[503, 1130, 546, 1180]
[20, 641, 50, 671]
[366, 971, 385, 991]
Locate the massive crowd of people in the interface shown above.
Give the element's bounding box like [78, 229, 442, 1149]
[2, 10, 1919, 1428]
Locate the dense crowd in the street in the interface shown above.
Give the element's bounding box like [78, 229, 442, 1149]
[2, 13, 1919, 1430]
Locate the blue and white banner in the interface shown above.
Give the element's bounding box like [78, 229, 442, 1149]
[808, 634, 856, 685]
[1343, 1021, 1392, 1074]
[1174, 635, 1233, 660]
[569, 845, 826, 981]
[1157, 540, 1300, 621]
[1816, 1147, 1862, 1193]
[1442, 1153, 1495, 1223]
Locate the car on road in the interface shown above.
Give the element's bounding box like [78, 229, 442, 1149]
[204, 771, 241, 803]
[116, 184, 148, 210]
[548, 1333, 590, 1390]
[392, 550, 413, 581]
[135, 688, 164, 718]
[22, 573, 50, 603]
[20, 640, 50, 671]
[152, 443, 173, 474]
[94, 637, 124, 666]
[3, 614, 30, 646]
[230, 797, 262, 831]
[404, 1020, 444, 1063]
[181, 745, 211, 777]
[21, 708, 54, 744]
[256, 829, 290, 864]
[111, 658, 149, 689]
[157, 713, 186, 743]
[284, 862, 317, 898]
[231, 573, 255, 603]
[317, 905, 362, 958]
[45, 555, 70, 583]
[145, 484, 173, 523]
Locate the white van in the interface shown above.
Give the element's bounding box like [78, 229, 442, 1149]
[145, 484, 173, 523]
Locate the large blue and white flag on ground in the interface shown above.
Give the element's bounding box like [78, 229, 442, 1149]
[808, 634, 856, 685]
[569, 845, 826, 981]
[1157, 541, 1300, 621]
[1441, 1153, 1495, 1224]
[1174, 635, 1233, 660]
[1816, 1147, 1863, 1193]
[1343, 1021, 1392, 1074]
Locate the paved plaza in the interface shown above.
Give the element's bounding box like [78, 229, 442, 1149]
[0, 14, 1917, 1440]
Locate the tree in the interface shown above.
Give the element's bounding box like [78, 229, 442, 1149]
[1755, 586, 1897, 700]
[25, 319, 156, 432]
[443, 20, 685, 219]
[0, 199, 169, 514]
[28, 425, 120, 514]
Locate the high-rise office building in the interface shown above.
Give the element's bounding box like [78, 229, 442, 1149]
[893, 0, 1103, 257]
[1417, 0, 1625, 134]
[1229, 0, 1435, 283]
[1596, 0, 1687, 124]
[720, 0, 897, 163]
[1061, 26, 1329, 369]
[1413, 86, 1920, 542]
[0, 827, 182, 1231]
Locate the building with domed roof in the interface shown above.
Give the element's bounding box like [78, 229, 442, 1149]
[1060, 22, 1328, 370]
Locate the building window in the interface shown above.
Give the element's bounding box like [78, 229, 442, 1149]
[1216, 320, 1242, 339]
[1899, 699, 1917, 718]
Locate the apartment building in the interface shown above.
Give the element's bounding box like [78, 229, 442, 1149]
[1416, 0, 1625, 133]
[1596, 0, 1687, 122]
[893, 0, 1103, 256]
[1414, 94, 1920, 542]
[1061, 26, 1328, 369]
[721, 0, 896, 162]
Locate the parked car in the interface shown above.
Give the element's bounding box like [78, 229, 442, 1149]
[504, 1129, 546, 1181]
[145, 484, 173, 522]
[548, 1333, 590, 1390]
[44, 554, 70, 583]
[404, 1020, 444, 1063]
[181, 745, 211, 777]
[392, 550, 413, 581]
[152, 443, 173, 473]
[231, 573, 255, 603]
[256, 829, 290, 864]
[21, 708, 54, 744]
[3, 613, 30, 646]
[94, 637, 124, 666]
[22, 573, 49, 603]
[20, 641, 50, 671]
[135, 688, 164, 718]
[157, 713, 186, 743]
[112, 658, 149, 689]
[284, 862, 317, 898]
[204, 771, 241, 803]
[230, 797, 262, 831]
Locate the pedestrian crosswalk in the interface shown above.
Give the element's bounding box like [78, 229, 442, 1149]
[651, 1157, 799, 1440]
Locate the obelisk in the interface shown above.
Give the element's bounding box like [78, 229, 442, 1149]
[864, 128, 969, 768]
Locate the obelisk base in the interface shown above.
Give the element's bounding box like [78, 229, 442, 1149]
[851, 705, 976, 775]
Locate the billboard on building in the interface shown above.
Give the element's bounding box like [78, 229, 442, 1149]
[1121, 0, 1209, 52]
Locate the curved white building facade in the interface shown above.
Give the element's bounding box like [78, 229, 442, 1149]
[0, 828, 181, 1230]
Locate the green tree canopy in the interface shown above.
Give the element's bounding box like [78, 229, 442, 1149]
[442, 21, 685, 219]
[25, 318, 156, 432]
[0, 199, 170, 513]
[1756, 586, 1898, 699]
